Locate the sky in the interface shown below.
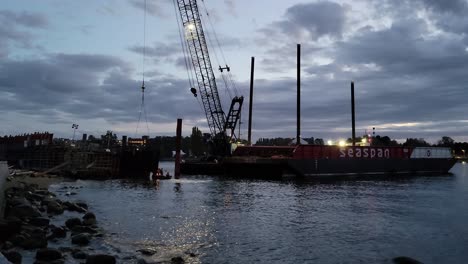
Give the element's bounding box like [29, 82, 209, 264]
[1, 0, 468, 144]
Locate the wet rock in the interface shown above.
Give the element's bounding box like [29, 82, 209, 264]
[48, 226, 67, 239]
[72, 250, 87, 259]
[34, 259, 65, 264]
[1, 250, 22, 264]
[63, 201, 87, 213]
[0, 218, 21, 242]
[137, 248, 157, 256]
[71, 233, 91, 245]
[7, 204, 42, 219]
[21, 233, 48, 250]
[29, 217, 50, 227]
[85, 254, 116, 264]
[71, 225, 98, 236]
[2, 241, 13, 250]
[82, 212, 96, 226]
[171, 256, 185, 264]
[58, 247, 72, 253]
[75, 201, 88, 210]
[26, 192, 44, 202]
[36, 248, 63, 261]
[65, 218, 82, 229]
[40, 196, 58, 206]
[393, 256, 423, 264]
[47, 201, 64, 214]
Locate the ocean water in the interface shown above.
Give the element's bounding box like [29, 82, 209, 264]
[49, 162, 468, 263]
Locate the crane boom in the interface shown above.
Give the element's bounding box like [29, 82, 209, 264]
[176, 0, 244, 156]
[176, 0, 225, 136]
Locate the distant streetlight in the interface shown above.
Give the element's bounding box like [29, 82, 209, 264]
[72, 124, 79, 142]
[462, 149, 466, 158]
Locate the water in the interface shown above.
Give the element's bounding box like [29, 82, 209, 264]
[49, 162, 468, 263]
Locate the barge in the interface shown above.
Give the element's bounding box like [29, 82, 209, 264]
[223, 145, 456, 178]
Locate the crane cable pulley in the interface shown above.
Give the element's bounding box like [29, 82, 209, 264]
[135, 0, 150, 137]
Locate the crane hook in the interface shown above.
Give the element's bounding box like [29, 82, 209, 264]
[190, 87, 197, 97]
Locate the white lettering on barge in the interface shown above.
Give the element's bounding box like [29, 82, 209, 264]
[339, 148, 390, 158]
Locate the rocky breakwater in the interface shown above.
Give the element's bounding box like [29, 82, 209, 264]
[0, 182, 116, 264]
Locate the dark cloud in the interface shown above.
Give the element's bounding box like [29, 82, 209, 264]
[0, 52, 206, 137]
[129, 0, 169, 17]
[0, 10, 48, 28]
[0, 10, 48, 56]
[129, 42, 180, 58]
[272, 1, 346, 40]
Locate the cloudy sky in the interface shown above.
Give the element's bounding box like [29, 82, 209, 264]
[1, 0, 468, 143]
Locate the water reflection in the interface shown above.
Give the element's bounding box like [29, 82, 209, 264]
[47, 162, 468, 263]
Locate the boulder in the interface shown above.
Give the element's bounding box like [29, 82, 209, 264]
[36, 248, 63, 261]
[72, 250, 87, 259]
[82, 212, 96, 226]
[1, 250, 22, 264]
[137, 248, 157, 256]
[171, 256, 185, 264]
[48, 226, 67, 239]
[7, 204, 41, 219]
[71, 233, 91, 245]
[63, 201, 87, 213]
[0, 218, 21, 242]
[47, 201, 64, 214]
[65, 218, 82, 229]
[71, 225, 98, 235]
[75, 201, 88, 210]
[29, 217, 50, 227]
[393, 257, 423, 264]
[86, 254, 116, 264]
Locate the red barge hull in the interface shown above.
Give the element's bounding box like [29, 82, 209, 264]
[225, 145, 457, 178]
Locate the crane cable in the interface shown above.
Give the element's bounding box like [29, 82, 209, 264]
[172, 0, 205, 116]
[200, 0, 240, 97]
[135, 0, 150, 137]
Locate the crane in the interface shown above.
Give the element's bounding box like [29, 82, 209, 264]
[175, 0, 244, 156]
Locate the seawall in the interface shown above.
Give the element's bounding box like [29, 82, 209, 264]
[0, 161, 8, 217]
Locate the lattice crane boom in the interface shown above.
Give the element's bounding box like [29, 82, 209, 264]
[176, 0, 225, 136]
[176, 0, 244, 155]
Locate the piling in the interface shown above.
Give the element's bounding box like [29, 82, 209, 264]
[351, 81, 356, 146]
[174, 118, 182, 179]
[248, 57, 255, 146]
[297, 44, 301, 145]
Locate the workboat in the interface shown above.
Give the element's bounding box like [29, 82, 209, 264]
[223, 145, 457, 178]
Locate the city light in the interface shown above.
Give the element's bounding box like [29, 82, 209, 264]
[338, 140, 346, 147]
[327, 140, 333, 145]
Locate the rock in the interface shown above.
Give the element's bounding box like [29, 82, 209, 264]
[171, 256, 185, 264]
[2, 241, 13, 250]
[86, 254, 116, 264]
[72, 250, 87, 259]
[1, 250, 22, 264]
[63, 201, 87, 213]
[48, 226, 67, 239]
[82, 212, 96, 226]
[36, 248, 63, 261]
[71, 233, 91, 245]
[34, 259, 65, 264]
[137, 248, 157, 256]
[7, 204, 42, 219]
[393, 256, 423, 264]
[0, 218, 21, 242]
[47, 201, 64, 214]
[58, 247, 72, 253]
[29, 217, 50, 227]
[75, 201, 88, 210]
[65, 218, 82, 229]
[71, 225, 98, 235]
[40, 196, 58, 206]
[22, 233, 48, 250]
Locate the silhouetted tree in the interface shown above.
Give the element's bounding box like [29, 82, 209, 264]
[437, 136, 454, 147]
[403, 138, 430, 147]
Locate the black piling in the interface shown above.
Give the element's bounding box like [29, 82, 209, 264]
[297, 44, 301, 145]
[175, 118, 182, 179]
[351, 81, 356, 146]
[248, 57, 255, 146]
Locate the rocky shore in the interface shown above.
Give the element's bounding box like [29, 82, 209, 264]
[0, 174, 189, 264]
